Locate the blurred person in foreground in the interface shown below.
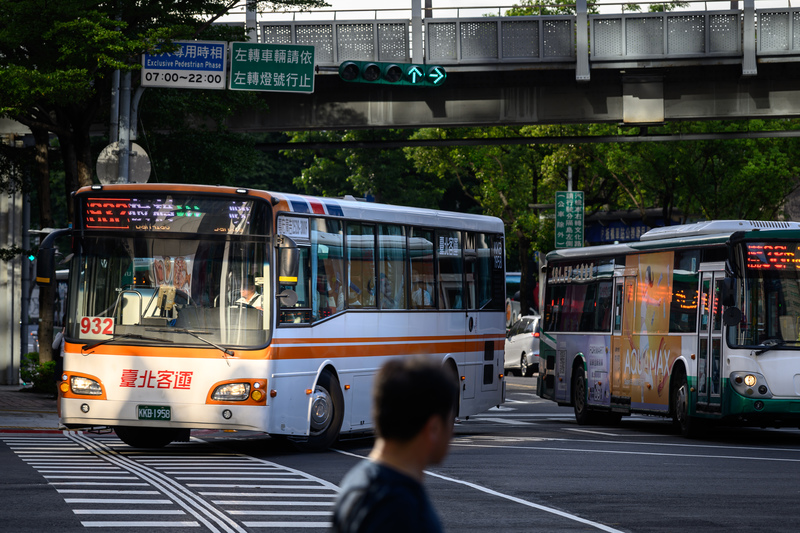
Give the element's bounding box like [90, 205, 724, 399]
[332, 356, 458, 533]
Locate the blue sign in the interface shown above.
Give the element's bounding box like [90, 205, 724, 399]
[142, 41, 227, 90]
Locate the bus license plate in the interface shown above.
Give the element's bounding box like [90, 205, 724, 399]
[138, 405, 171, 421]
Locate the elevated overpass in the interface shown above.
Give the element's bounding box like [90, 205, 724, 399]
[226, 1, 800, 132]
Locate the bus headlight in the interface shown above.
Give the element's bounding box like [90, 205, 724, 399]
[212, 382, 251, 401]
[730, 372, 772, 399]
[70, 376, 103, 396]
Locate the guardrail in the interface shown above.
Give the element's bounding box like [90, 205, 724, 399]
[249, 1, 800, 79]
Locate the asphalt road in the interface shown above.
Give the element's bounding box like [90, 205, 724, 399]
[2, 376, 799, 532]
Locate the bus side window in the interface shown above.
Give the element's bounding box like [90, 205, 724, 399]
[410, 228, 435, 309]
[347, 223, 376, 308]
[437, 229, 464, 310]
[311, 219, 344, 320]
[378, 224, 406, 310]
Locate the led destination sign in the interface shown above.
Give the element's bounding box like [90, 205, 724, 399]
[82, 196, 267, 235]
[745, 242, 800, 270]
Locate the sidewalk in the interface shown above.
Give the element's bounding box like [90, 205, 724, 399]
[0, 385, 61, 433]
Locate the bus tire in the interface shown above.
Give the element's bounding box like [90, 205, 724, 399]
[296, 370, 344, 451]
[671, 370, 701, 437]
[114, 426, 186, 449]
[572, 364, 597, 425]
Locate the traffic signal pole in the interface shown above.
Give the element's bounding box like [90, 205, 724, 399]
[411, 0, 422, 63]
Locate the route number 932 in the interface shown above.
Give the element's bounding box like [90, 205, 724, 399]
[80, 316, 114, 338]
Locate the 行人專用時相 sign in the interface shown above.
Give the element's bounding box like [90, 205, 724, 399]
[229, 42, 315, 94]
[142, 41, 227, 90]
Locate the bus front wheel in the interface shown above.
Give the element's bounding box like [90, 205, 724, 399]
[671, 371, 701, 437]
[296, 370, 344, 451]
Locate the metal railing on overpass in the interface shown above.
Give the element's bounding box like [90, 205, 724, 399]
[239, 1, 800, 80]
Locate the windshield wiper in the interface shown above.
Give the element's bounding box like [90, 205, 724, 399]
[147, 327, 235, 357]
[82, 333, 163, 353]
[753, 339, 800, 355]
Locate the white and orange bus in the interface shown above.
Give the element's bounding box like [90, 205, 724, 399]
[538, 220, 800, 435]
[36, 184, 506, 449]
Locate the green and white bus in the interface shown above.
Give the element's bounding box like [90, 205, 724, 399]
[537, 220, 800, 435]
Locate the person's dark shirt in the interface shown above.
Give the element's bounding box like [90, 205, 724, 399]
[331, 459, 444, 533]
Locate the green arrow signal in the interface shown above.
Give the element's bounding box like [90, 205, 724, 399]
[428, 66, 446, 85]
[407, 66, 423, 84]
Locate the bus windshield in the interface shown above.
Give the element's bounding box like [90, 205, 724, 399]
[68, 235, 270, 348]
[732, 241, 800, 348]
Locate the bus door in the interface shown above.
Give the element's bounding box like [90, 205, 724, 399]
[611, 273, 636, 412]
[697, 271, 724, 411]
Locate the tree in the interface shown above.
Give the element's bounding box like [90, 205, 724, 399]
[405, 126, 551, 316]
[283, 129, 458, 210]
[0, 0, 327, 361]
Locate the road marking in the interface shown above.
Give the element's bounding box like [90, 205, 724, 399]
[472, 417, 538, 426]
[332, 448, 624, 533]
[564, 428, 621, 437]
[3, 433, 341, 531]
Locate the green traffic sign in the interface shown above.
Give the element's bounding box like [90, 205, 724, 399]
[229, 42, 315, 93]
[338, 61, 446, 87]
[555, 191, 584, 249]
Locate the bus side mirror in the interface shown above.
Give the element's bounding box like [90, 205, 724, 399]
[36, 247, 56, 286]
[35, 228, 71, 286]
[721, 277, 736, 307]
[277, 236, 299, 287]
[723, 307, 742, 326]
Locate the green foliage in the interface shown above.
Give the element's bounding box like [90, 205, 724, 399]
[20, 353, 57, 395]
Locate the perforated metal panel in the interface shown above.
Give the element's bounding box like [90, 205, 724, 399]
[502, 20, 539, 59]
[760, 11, 790, 52]
[295, 24, 334, 63]
[377, 23, 408, 61]
[460, 21, 498, 60]
[427, 22, 457, 61]
[592, 18, 623, 58]
[709, 14, 740, 53]
[543, 19, 573, 58]
[626, 17, 664, 56]
[261, 24, 292, 45]
[337, 23, 375, 61]
[667, 15, 705, 55]
[794, 11, 800, 51]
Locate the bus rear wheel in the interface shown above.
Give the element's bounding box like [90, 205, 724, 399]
[114, 426, 187, 449]
[294, 370, 344, 451]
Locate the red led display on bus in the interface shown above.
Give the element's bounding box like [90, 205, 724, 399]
[745, 243, 800, 270]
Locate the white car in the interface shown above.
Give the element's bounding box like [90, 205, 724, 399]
[504, 315, 540, 377]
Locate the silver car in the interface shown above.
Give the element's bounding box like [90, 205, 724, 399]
[504, 315, 540, 377]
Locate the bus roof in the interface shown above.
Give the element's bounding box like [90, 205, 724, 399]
[76, 184, 505, 234]
[547, 220, 800, 262]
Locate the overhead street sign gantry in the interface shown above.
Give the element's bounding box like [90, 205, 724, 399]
[141, 41, 227, 90]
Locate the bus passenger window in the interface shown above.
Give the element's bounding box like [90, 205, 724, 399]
[311, 219, 344, 320]
[347, 223, 376, 308]
[437, 230, 464, 310]
[410, 229, 435, 309]
[378, 225, 406, 310]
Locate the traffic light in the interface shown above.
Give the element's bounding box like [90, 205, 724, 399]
[338, 61, 446, 87]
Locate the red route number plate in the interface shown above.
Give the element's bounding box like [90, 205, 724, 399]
[80, 316, 115, 339]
